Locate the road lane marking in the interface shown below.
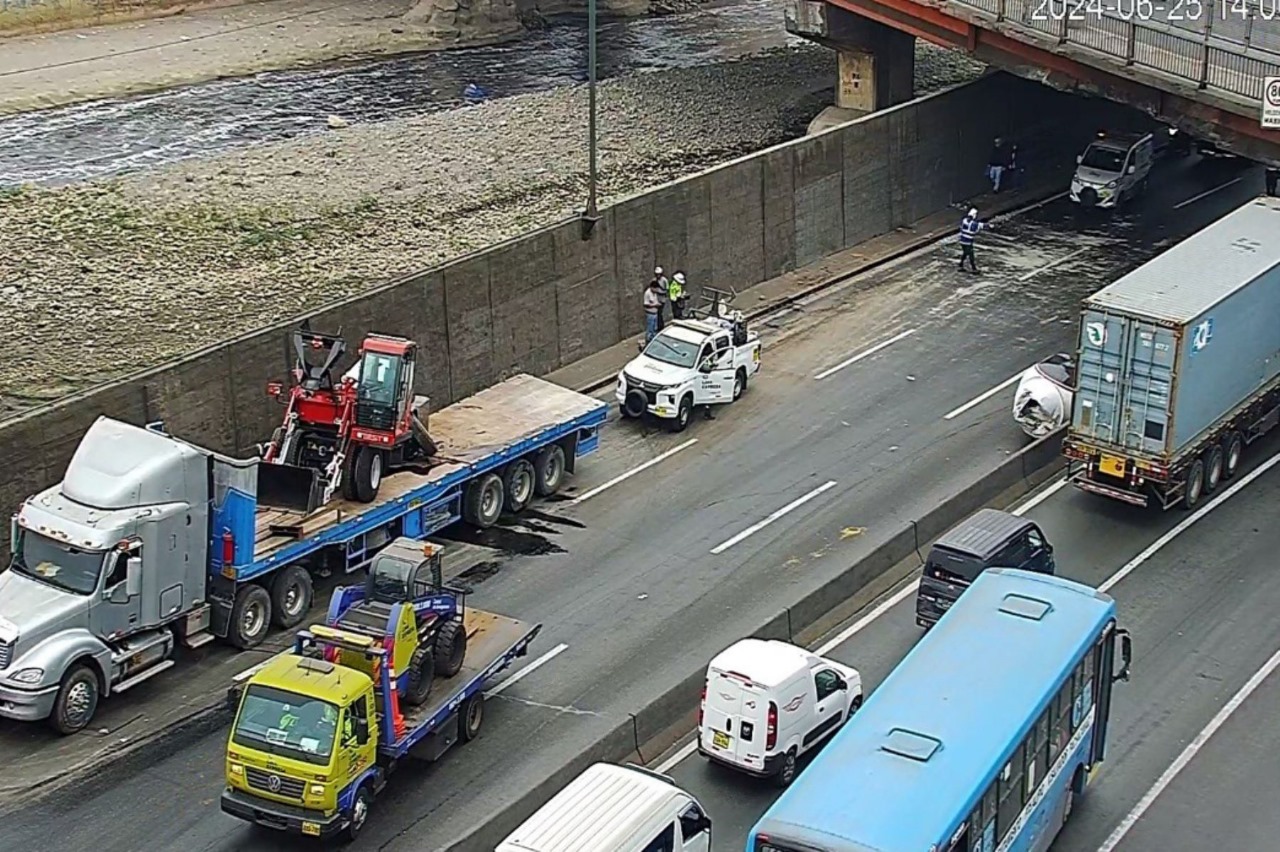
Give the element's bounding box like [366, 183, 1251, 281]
[486, 642, 569, 697]
[813, 328, 917, 381]
[943, 371, 1023, 420]
[1173, 177, 1243, 210]
[709, 480, 838, 555]
[1018, 248, 1086, 282]
[568, 439, 698, 505]
[654, 478, 1068, 772]
[1096, 643, 1280, 852]
[1098, 447, 1280, 594]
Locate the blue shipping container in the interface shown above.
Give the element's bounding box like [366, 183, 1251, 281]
[1071, 196, 1280, 460]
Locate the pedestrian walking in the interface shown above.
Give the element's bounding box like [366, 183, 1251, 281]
[987, 137, 1008, 193]
[643, 279, 663, 342]
[668, 271, 689, 320]
[958, 207, 985, 274]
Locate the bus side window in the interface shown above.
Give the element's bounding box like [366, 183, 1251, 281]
[996, 742, 1025, 842]
[1080, 648, 1097, 712]
[1051, 678, 1072, 760]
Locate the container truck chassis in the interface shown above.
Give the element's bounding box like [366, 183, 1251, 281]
[1064, 378, 1280, 510]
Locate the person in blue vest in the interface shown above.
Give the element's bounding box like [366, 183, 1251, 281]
[958, 207, 985, 273]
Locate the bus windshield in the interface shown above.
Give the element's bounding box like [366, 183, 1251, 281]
[747, 569, 1126, 852]
[231, 685, 340, 766]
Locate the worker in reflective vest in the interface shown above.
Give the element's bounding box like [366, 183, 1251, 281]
[668, 271, 688, 319]
[958, 208, 984, 274]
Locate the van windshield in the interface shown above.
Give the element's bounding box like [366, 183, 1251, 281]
[926, 547, 986, 583]
[1080, 144, 1126, 173]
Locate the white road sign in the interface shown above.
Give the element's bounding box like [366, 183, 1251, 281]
[1263, 77, 1280, 129]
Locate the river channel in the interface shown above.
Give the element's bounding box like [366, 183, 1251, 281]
[0, 0, 797, 187]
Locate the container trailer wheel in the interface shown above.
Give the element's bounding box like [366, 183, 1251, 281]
[1204, 445, 1225, 494]
[533, 445, 566, 497]
[463, 473, 504, 528]
[503, 459, 536, 514]
[229, 584, 272, 649]
[1182, 458, 1205, 510]
[1224, 432, 1243, 479]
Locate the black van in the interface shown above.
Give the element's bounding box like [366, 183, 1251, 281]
[915, 508, 1055, 628]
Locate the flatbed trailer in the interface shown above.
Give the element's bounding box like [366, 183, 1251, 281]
[208, 373, 606, 645]
[222, 607, 541, 839]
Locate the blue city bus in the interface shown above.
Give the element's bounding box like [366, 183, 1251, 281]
[746, 567, 1132, 852]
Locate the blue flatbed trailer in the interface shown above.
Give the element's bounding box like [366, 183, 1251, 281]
[196, 373, 605, 645]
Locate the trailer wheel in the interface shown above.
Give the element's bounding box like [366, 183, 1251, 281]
[403, 647, 436, 707]
[351, 446, 383, 503]
[1224, 432, 1243, 479]
[460, 693, 484, 742]
[49, 662, 100, 735]
[270, 565, 313, 629]
[463, 473, 504, 528]
[346, 785, 373, 841]
[433, 620, 468, 678]
[1182, 458, 1206, 510]
[1204, 445, 1225, 494]
[229, 584, 272, 649]
[533, 445, 566, 497]
[503, 459, 536, 514]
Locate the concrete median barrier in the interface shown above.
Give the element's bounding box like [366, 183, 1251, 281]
[442, 429, 1069, 851]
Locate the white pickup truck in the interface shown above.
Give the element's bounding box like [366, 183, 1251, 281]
[617, 314, 762, 432]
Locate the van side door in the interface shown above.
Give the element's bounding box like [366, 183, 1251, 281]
[802, 668, 846, 752]
[677, 801, 712, 852]
[692, 341, 720, 406]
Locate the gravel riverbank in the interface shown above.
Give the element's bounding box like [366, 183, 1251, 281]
[0, 43, 984, 415]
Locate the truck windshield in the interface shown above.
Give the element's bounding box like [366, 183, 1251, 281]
[1080, 144, 1126, 173]
[232, 685, 340, 766]
[9, 531, 104, 596]
[643, 334, 699, 369]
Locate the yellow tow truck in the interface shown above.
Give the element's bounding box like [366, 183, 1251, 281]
[220, 538, 541, 840]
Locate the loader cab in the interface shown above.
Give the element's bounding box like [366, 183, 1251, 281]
[366, 540, 444, 604]
[355, 336, 417, 433]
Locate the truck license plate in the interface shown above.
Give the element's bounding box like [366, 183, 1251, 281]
[1099, 455, 1126, 478]
[301, 822, 321, 837]
[712, 730, 730, 749]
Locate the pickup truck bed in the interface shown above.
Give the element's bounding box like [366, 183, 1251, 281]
[250, 375, 604, 561]
[389, 608, 540, 756]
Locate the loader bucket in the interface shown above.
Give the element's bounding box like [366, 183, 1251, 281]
[257, 462, 324, 515]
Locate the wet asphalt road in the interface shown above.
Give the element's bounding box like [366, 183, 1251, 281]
[1, 153, 1263, 850]
[663, 433, 1280, 851]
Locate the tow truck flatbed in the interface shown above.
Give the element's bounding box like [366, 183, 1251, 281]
[232, 374, 606, 577]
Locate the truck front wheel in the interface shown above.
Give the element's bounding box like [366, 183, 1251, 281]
[49, 663, 100, 735]
[230, 584, 272, 649]
[347, 785, 373, 841]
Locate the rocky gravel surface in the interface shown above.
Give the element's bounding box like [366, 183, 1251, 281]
[0, 43, 984, 415]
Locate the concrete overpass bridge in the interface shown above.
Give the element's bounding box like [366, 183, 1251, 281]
[786, 0, 1280, 162]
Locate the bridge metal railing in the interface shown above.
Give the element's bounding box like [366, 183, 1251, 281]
[944, 0, 1280, 102]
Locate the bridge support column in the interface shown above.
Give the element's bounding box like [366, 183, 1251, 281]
[787, 0, 915, 131]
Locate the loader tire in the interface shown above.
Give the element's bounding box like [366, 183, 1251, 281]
[433, 620, 468, 678]
[352, 446, 383, 503]
[403, 647, 436, 707]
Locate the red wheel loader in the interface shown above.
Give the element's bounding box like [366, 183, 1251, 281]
[260, 324, 438, 514]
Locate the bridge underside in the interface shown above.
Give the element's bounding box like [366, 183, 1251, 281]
[788, 0, 1280, 165]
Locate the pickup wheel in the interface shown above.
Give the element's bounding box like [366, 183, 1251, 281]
[49, 663, 100, 735]
[1182, 457, 1206, 510]
[460, 693, 484, 742]
[403, 646, 436, 707]
[433, 619, 468, 678]
[1224, 431, 1243, 479]
[733, 368, 747, 401]
[346, 785, 373, 841]
[1204, 445, 1225, 494]
[463, 473, 504, 528]
[351, 446, 383, 503]
[503, 459, 536, 514]
[668, 395, 693, 433]
[270, 565, 313, 629]
[229, 584, 272, 649]
[533, 444, 567, 497]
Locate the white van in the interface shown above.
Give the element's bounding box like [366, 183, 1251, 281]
[697, 638, 862, 787]
[496, 762, 711, 852]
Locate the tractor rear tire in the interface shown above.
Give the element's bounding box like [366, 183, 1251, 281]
[434, 620, 468, 678]
[463, 473, 504, 529]
[352, 446, 383, 503]
[533, 444, 566, 497]
[403, 647, 436, 707]
[270, 564, 313, 629]
[229, 584, 272, 650]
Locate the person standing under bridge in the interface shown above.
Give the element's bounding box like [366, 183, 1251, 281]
[958, 207, 985, 274]
[987, 137, 1008, 193]
[644, 279, 663, 342]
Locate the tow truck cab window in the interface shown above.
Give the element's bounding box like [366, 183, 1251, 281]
[349, 693, 370, 744]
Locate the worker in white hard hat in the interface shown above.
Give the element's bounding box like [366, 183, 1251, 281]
[668, 271, 689, 320]
[958, 208, 984, 274]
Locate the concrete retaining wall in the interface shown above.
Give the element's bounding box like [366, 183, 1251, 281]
[446, 428, 1070, 851]
[0, 73, 1121, 560]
